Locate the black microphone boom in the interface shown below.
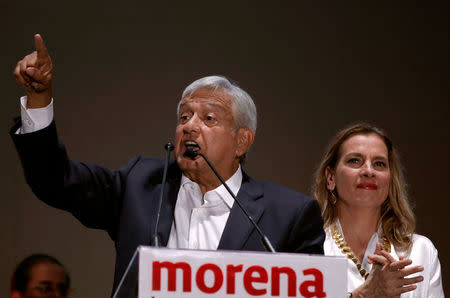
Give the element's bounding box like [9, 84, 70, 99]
[184, 149, 276, 253]
[152, 142, 174, 247]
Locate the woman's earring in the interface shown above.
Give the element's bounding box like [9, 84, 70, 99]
[330, 191, 337, 204]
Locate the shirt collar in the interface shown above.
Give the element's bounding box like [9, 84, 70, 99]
[181, 165, 242, 209]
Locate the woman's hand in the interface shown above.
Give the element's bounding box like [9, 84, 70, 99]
[352, 243, 424, 298]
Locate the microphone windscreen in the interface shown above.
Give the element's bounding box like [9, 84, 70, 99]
[165, 142, 174, 151]
[184, 149, 198, 159]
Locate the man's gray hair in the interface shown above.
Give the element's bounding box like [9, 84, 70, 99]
[178, 75, 257, 133]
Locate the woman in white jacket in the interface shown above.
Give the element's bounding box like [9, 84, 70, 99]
[312, 123, 444, 297]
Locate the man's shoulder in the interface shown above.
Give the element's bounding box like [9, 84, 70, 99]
[127, 156, 164, 166]
[121, 157, 181, 179]
[243, 174, 314, 205]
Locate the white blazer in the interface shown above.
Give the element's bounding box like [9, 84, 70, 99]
[324, 221, 444, 297]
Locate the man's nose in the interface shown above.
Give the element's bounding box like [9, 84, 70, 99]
[183, 114, 201, 134]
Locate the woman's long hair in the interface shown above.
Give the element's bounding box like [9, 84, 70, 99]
[312, 123, 415, 251]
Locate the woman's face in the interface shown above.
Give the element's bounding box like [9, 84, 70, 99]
[326, 133, 391, 210]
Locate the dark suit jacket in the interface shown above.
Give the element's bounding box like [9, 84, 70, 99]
[11, 120, 325, 292]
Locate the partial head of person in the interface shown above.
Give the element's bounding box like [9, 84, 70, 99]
[313, 123, 415, 251]
[11, 254, 71, 298]
[174, 76, 257, 190]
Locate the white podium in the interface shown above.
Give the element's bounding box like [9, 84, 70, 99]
[113, 246, 346, 298]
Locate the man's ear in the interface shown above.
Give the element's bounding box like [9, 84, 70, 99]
[235, 128, 255, 157]
[325, 166, 336, 191]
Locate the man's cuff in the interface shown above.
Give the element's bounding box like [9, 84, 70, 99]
[18, 96, 54, 134]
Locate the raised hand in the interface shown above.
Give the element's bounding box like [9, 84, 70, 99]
[13, 34, 53, 108]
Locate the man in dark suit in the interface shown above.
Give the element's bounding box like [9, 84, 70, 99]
[12, 34, 325, 293]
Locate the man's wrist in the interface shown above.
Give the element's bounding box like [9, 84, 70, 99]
[26, 88, 52, 109]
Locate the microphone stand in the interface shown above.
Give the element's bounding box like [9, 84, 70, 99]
[185, 149, 276, 253]
[152, 142, 174, 247]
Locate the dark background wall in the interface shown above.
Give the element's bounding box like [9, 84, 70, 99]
[1, 1, 448, 297]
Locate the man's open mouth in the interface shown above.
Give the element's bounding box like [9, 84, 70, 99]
[185, 141, 200, 152]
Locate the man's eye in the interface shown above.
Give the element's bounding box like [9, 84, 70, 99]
[35, 285, 51, 293]
[348, 158, 360, 164]
[206, 115, 214, 121]
[180, 115, 190, 121]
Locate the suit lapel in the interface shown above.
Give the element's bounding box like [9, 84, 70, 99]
[218, 173, 264, 250]
[149, 161, 181, 247]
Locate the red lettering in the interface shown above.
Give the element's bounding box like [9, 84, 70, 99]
[271, 266, 297, 297]
[196, 263, 223, 294]
[152, 261, 191, 292]
[151, 261, 328, 297]
[243, 265, 268, 296]
[299, 268, 326, 298]
[226, 264, 243, 294]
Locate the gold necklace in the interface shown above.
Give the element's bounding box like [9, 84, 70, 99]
[331, 224, 390, 280]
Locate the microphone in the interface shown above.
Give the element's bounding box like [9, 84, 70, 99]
[184, 149, 276, 253]
[152, 142, 174, 247]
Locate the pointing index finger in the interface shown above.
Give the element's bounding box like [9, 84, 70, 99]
[34, 34, 49, 59]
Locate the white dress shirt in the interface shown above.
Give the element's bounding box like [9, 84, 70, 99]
[324, 220, 444, 297]
[167, 168, 240, 250]
[18, 96, 240, 250]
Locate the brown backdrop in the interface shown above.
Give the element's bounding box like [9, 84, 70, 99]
[1, 1, 448, 297]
